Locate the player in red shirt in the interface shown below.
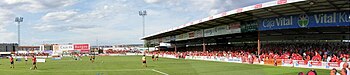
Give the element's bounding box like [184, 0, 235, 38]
[10, 56, 14, 68]
[31, 56, 37, 70]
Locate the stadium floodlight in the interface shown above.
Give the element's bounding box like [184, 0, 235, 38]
[139, 10, 147, 48]
[139, 10, 147, 37]
[15, 17, 23, 46]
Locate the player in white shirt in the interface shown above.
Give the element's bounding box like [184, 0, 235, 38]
[24, 55, 28, 64]
[142, 55, 147, 67]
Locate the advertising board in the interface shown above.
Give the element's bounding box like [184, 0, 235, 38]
[259, 11, 350, 30]
[59, 45, 74, 51]
[73, 44, 90, 53]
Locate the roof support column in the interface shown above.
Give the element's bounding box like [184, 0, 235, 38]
[202, 29, 206, 52]
[202, 41, 206, 52]
[258, 31, 261, 56]
[174, 42, 177, 52]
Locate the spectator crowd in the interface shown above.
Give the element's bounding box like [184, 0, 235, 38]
[149, 43, 350, 62]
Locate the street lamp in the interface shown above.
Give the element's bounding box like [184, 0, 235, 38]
[15, 17, 23, 46]
[139, 10, 147, 37]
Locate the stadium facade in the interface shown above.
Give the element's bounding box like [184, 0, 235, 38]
[0, 43, 18, 52]
[141, 0, 349, 69]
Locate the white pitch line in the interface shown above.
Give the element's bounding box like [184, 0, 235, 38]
[0, 69, 150, 72]
[151, 69, 169, 75]
[0, 68, 170, 75]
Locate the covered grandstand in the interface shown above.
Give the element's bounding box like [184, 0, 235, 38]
[142, 0, 349, 70]
[142, 0, 350, 51]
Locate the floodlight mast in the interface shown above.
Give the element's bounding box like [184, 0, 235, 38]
[15, 17, 23, 46]
[139, 10, 147, 49]
[139, 10, 147, 37]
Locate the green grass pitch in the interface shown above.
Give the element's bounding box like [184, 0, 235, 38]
[0, 56, 329, 75]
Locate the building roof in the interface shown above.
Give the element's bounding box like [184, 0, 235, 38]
[18, 46, 40, 48]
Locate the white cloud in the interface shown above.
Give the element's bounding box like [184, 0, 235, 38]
[2, 0, 27, 4]
[0, 32, 16, 42]
[42, 10, 78, 22]
[34, 0, 133, 32]
[208, 9, 219, 15]
[23, 0, 273, 45]
[32, 24, 55, 31]
[33, 23, 97, 32]
[0, 8, 15, 32]
[144, 0, 160, 3]
[0, 0, 79, 13]
[143, 0, 272, 15]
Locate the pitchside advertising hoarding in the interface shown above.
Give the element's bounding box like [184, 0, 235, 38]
[73, 44, 90, 53]
[52, 44, 90, 54]
[52, 45, 61, 55]
[59, 45, 74, 51]
[259, 11, 350, 31]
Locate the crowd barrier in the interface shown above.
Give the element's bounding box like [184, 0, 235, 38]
[156, 54, 348, 70]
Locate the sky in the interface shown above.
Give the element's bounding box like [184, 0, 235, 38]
[0, 0, 272, 46]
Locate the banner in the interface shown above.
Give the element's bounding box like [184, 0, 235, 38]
[228, 22, 241, 34]
[310, 61, 322, 66]
[161, 54, 347, 70]
[294, 60, 308, 67]
[59, 45, 73, 51]
[194, 29, 203, 38]
[158, 38, 163, 43]
[204, 27, 216, 37]
[52, 45, 62, 55]
[216, 25, 228, 35]
[176, 33, 189, 41]
[170, 36, 176, 41]
[264, 59, 282, 65]
[183, 33, 189, 40]
[36, 59, 46, 63]
[227, 57, 242, 63]
[282, 59, 293, 66]
[176, 34, 184, 40]
[327, 62, 340, 67]
[259, 11, 350, 31]
[164, 36, 171, 42]
[188, 31, 195, 38]
[73, 44, 90, 53]
[241, 20, 258, 33]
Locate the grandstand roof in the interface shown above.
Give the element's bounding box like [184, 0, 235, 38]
[141, 0, 350, 40]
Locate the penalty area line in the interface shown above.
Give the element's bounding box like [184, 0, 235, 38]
[151, 69, 169, 75]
